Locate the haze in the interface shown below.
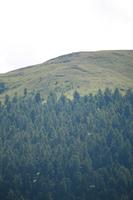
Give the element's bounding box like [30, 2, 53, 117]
[0, 0, 133, 73]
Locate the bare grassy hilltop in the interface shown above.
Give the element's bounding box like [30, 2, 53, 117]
[0, 50, 133, 99]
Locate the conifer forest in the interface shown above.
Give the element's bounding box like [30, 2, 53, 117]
[0, 88, 133, 200]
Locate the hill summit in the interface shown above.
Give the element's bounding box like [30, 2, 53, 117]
[0, 50, 133, 98]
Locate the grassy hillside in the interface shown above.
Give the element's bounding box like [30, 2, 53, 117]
[0, 50, 133, 99]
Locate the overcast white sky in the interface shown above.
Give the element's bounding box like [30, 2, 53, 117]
[0, 0, 133, 73]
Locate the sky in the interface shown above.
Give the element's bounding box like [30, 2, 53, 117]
[0, 0, 133, 73]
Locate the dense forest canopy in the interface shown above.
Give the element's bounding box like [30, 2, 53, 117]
[0, 88, 133, 200]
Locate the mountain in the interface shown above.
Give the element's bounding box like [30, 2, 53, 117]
[0, 50, 133, 99]
[0, 50, 133, 199]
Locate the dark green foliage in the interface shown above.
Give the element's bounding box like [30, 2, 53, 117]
[0, 89, 133, 200]
[0, 82, 6, 94]
[24, 88, 28, 97]
[35, 92, 41, 103]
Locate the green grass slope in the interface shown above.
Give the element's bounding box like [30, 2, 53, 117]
[0, 50, 133, 99]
